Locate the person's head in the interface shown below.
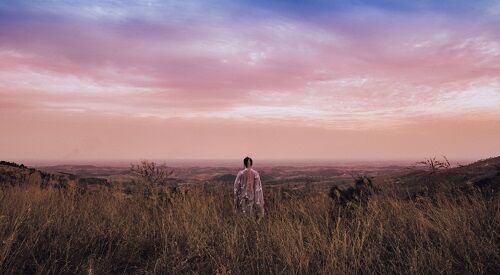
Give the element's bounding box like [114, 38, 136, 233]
[244, 157, 253, 168]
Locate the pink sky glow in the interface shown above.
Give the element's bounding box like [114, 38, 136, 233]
[0, 1, 499, 162]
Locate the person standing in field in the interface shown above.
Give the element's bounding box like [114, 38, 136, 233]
[234, 157, 264, 219]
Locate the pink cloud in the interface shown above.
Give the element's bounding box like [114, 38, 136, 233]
[0, 4, 499, 160]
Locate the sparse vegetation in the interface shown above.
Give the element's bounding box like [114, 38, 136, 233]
[417, 156, 452, 173]
[130, 160, 174, 198]
[0, 180, 498, 274]
[329, 175, 377, 206]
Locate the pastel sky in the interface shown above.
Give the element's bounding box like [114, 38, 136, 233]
[1, 0, 499, 162]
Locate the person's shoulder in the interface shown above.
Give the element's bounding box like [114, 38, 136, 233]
[237, 170, 246, 175]
[251, 169, 260, 177]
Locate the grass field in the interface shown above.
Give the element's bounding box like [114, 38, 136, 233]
[0, 182, 498, 274]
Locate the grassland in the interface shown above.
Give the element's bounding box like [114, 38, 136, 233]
[0, 180, 498, 274]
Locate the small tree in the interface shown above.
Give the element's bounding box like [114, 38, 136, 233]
[130, 161, 173, 198]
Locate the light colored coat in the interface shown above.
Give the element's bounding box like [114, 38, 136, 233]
[233, 168, 264, 210]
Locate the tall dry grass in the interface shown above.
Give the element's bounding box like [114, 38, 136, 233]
[0, 184, 498, 274]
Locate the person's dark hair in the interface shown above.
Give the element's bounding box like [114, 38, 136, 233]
[244, 157, 253, 168]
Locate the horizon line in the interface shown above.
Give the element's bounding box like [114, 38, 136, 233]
[4, 157, 487, 168]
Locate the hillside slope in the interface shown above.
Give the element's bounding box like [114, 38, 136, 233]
[395, 156, 500, 197]
[0, 161, 109, 190]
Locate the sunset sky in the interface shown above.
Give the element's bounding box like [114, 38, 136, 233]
[1, 0, 499, 163]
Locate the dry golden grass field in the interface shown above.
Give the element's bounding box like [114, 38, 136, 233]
[0, 159, 499, 274]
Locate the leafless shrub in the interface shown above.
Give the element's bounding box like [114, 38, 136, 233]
[417, 156, 451, 173]
[130, 160, 173, 198]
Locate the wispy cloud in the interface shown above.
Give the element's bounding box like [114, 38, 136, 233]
[0, 1, 499, 159]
